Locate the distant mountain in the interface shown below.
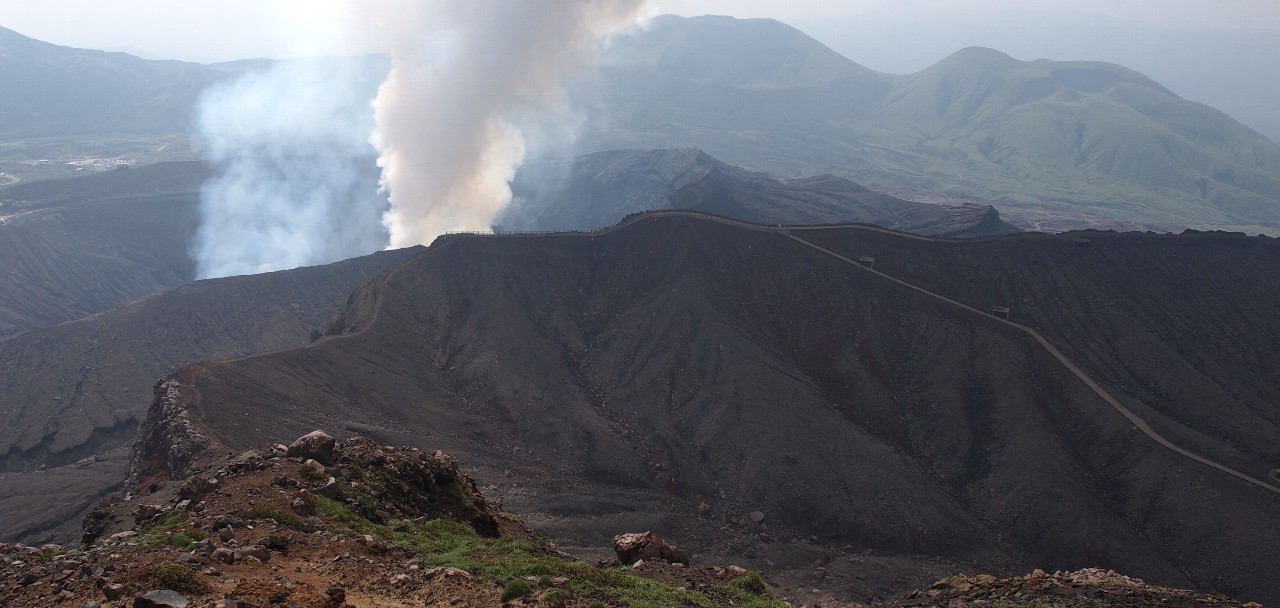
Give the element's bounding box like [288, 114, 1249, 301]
[6, 19, 1278, 230]
[0, 247, 419, 544]
[501, 148, 1017, 237]
[0, 26, 246, 137]
[153, 214, 1280, 604]
[580, 15, 1280, 232]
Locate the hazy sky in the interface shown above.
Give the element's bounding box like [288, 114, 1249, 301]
[3, 0, 1278, 138]
[2, 0, 1275, 61]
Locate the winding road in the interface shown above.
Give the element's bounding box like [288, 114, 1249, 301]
[582, 210, 1280, 495]
[216, 209, 1280, 496]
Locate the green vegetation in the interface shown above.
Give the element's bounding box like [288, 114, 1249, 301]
[149, 564, 207, 594]
[298, 463, 328, 482]
[501, 579, 533, 602]
[136, 510, 200, 550]
[317, 504, 786, 608]
[728, 571, 769, 596]
[541, 587, 570, 607]
[164, 530, 199, 550]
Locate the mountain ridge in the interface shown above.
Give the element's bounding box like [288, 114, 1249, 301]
[581, 15, 1280, 232]
[501, 148, 1018, 237]
[147, 212, 1280, 604]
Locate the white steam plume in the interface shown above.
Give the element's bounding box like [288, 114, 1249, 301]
[371, 0, 648, 248]
[192, 58, 390, 279]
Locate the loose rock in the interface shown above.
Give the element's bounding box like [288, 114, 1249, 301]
[132, 589, 190, 608]
[613, 531, 689, 566]
[286, 431, 336, 465]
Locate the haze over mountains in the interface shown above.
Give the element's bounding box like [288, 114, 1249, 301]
[0, 26, 248, 138]
[582, 15, 1280, 232]
[5, 16, 1280, 234]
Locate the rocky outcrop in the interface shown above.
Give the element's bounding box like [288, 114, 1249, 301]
[126, 373, 221, 495]
[613, 531, 690, 566]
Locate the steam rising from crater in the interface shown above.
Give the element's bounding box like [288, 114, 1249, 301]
[372, 1, 647, 247]
[193, 59, 389, 279]
[192, 0, 646, 277]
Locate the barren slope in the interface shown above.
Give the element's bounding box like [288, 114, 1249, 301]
[159, 214, 1280, 604]
[0, 162, 208, 338]
[0, 247, 420, 544]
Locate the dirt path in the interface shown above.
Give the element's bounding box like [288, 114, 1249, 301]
[208, 210, 1280, 497]
[464, 210, 1280, 496]
[778, 228, 1280, 497]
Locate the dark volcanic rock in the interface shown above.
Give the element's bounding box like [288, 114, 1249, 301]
[144, 214, 1280, 605]
[176, 476, 218, 501]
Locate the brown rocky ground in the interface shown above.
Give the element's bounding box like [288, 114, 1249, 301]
[0, 432, 789, 608]
[1, 431, 1261, 608]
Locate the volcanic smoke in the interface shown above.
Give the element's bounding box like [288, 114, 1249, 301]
[192, 0, 646, 277]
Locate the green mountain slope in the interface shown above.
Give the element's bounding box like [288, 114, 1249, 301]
[580, 16, 1280, 232]
[873, 47, 1280, 225]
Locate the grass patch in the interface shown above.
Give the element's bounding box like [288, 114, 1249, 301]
[315, 495, 359, 522]
[376, 516, 787, 608]
[501, 579, 533, 602]
[541, 587, 570, 607]
[149, 564, 207, 595]
[728, 571, 768, 596]
[137, 510, 199, 549]
[298, 463, 328, 482]
[165, 530, 199, 550]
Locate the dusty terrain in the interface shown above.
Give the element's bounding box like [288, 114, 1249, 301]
[0, 162, 207, 338]
[128, 213, 1280, 604]
[0, 248, 420, 545]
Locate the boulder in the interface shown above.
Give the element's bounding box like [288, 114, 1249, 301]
[316, 477, 341, 498]
[132, 589, 189, 607]
[191, 538, 215, 556]
[239, 545, 271, 563]
[286, 431, 336, 465]
[177, 477, 218, 501]
[612, 531, 689, 566]
[102, 583, 126, 600]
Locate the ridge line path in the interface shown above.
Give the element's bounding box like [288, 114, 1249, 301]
[211, 209, 1280, 495]
[776, 227, 1280, 497]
